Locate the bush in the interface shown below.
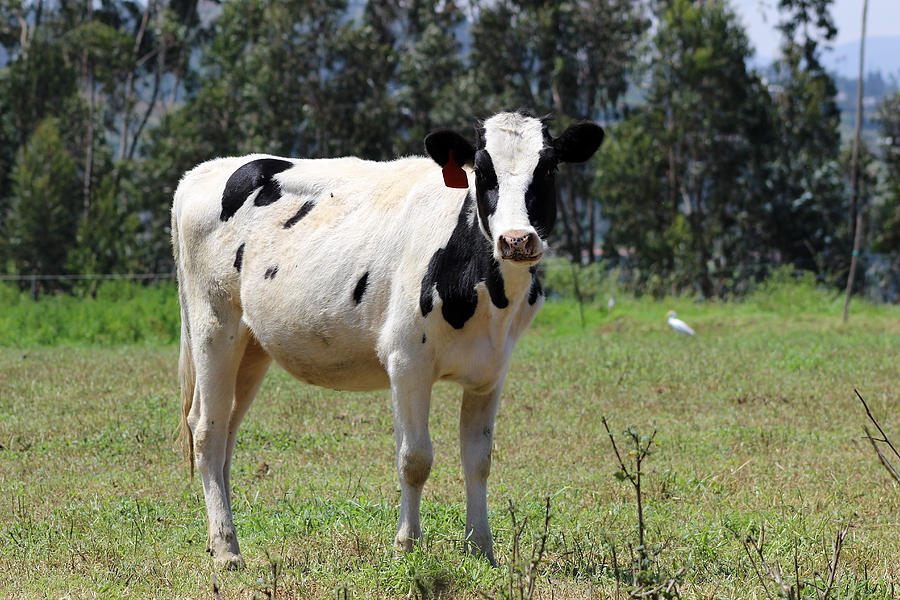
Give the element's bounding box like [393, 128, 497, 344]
[0, 280, 179, 346]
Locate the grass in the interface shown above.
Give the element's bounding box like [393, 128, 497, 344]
[0, 277, 898, 598]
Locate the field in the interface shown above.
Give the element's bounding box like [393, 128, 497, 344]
[0, 277, 898, 599]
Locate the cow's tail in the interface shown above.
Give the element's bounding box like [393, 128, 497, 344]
[172, 207, 196, 479]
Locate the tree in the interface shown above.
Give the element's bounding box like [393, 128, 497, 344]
[765, 0, 847, 282]
[391, 1, 469, 156]
[67, 174, 143, 280]
[6, 119, 80, 290]
[595, 115, 695, 297]
[599, 0, 773, 298]
[869, 92, 900, 299]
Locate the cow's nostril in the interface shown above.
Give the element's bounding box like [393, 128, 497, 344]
[498, 230, 540, 260]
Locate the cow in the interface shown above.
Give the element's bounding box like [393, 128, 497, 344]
[171, 110, 604, 569]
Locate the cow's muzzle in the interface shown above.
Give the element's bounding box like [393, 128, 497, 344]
[498, 230, 542, 262]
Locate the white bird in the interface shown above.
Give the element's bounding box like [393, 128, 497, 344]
[666, 310, 695, 336]
[608, 295, 615, 313]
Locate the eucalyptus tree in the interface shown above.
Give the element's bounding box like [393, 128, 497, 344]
[599, 0, 773, 298]
[6, 119, 80, 290]
[764, 0, 847, 281]
[871, 92, 900, 267]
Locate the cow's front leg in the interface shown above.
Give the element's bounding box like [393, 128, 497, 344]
[389, 365, 433, 553]
[459, 385, 501, 566]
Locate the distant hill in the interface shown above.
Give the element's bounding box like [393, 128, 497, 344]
[822, 35, 900, 79]
[751, 36, 899, 144]
[756, 35, 900, 80]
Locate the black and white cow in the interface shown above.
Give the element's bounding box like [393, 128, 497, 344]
[172, 110, 604, 568]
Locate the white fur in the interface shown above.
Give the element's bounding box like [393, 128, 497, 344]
[482, 113, 547, 258]
[173, 121, 546, 568]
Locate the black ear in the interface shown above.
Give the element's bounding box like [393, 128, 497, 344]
[424, 129, 476, 167]
[553, 121, 605, 163]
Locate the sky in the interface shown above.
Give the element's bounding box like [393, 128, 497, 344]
[732, 0, 900, 58]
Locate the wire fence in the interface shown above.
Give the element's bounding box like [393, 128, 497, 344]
[0, 273, 175, 281]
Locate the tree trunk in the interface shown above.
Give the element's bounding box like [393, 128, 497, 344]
[843, 0, 869, 323]
[556, 183, 577, 261]
[587, 183, 596, 263]
[128, 31, 165, 162]
[666, 105, 678, 220]
[117, 1, 153, 164]
[567, 182, 583, 263]
[82, 20, 95, 223]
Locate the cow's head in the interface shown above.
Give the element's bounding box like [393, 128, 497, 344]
[425, 111, 604, 265]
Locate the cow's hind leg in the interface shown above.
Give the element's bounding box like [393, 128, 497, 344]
[223, 330, 271, 513]
[186, 299, 246, 569]
[459, 385, 502, 566]
[388, 360, 433, 552]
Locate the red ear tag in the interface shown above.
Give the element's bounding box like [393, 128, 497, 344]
[442, 149, 469, 189]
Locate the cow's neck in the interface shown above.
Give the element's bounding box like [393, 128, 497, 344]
[418, 194, 539, 333]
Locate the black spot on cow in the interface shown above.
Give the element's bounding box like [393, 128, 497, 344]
[234, 243, 245, 272]
[220, 158, 293, 221]
[420, 194, 508, 329]
[525, 149, 559, 238]
[264, 266, 279, 280]
[473, 150, 498, 238]
[283, 201, 315, 229]
[528, 266, 543, 305]
[422, 334, 427, 344]
[353, 272, 369, 305]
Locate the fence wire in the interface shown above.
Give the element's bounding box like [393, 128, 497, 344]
[0, 273, 175, 281]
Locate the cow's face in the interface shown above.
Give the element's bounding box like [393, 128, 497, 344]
[425, 111, 604, 265]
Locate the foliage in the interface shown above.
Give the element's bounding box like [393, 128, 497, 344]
[0, 280, 178, 345]
[600, 0, 773, 298]
[763, 0, 849, 284]
[871, 92, 900, 258]
[67, 175, 144, 282]
[0, 0, 897, 301]
[6, 119, 80, 289]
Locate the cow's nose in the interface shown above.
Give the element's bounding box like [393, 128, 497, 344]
[497, 230, 540, 261]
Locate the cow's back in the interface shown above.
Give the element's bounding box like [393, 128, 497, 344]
[173, 154, 467, 391]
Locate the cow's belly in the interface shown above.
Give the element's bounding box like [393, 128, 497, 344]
[249, 320, 390, 391]
[275, 348, 389, 391]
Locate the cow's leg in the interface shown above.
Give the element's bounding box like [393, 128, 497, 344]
[459, 385, 502, 566]
[187, 300, 245, 569]
[223, 329, 271, 514]
[389, 364, 433, 552]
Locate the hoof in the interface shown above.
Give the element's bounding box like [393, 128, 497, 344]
[467, 545, 497, 567]
[394, 532, 420, 556]
[213, 551, 244, 570]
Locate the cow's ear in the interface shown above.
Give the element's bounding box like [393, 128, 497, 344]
[425, 129, 475, 189]
[553, 121, 605, 163]
[424, 129, 476, 168]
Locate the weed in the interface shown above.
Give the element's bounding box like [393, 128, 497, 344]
[742, 523, 850, 600]
[479, 497, 551, 600]
[856, 389, 900, 486]
[601, 418, 684, 599]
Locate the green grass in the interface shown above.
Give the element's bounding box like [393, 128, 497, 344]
[0, 280, 179, 346]
[0, 279, 899, 598]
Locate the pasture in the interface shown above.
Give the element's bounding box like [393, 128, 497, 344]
[0, 277, 898, 599]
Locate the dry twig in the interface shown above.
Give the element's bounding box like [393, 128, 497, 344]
[856, 389, 900, 485]
[742, 523, 849, 600]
